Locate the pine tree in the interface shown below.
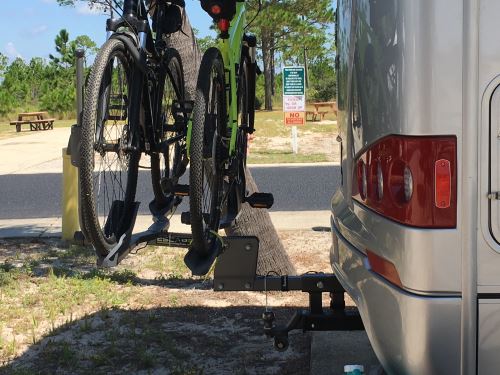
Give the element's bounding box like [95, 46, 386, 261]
[246, 0, 334, 110]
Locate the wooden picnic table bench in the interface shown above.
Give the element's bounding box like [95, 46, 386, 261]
[306, 101, 338, 122]
[9, 112, 55, 132]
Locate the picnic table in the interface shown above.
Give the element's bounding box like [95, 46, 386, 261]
[306, 101, 338, 122]
[10, 112, 55, 132]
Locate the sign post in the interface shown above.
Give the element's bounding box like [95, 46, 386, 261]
[283, 66, 305, 154]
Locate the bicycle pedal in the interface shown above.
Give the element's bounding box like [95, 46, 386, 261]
[172, 100, 194, 122]
[173, 184, 189, 197]
[181, 211, 191, 225]
[245, 192, 274, 209]
[160, 178, 173, 194]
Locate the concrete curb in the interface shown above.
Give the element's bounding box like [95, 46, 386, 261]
[0, 211, 332, 239]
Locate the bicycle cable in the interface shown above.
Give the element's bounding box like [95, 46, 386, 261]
[244, 0, 262, 31]
[105, 0, 140, 38]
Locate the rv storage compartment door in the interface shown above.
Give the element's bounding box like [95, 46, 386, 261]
[488, 86, 500, 242]
[478, 299, 500, 374]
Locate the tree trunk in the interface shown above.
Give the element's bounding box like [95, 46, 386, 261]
[261, 30, 273, 111]
[270, 48, 275, 96]
[164, 9, 201, 101]
[225, 169, 295, 275]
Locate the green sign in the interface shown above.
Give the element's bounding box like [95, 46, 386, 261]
[283, 67, 305, 96]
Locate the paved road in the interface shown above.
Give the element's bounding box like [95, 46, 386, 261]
[0, 164, 341, 220]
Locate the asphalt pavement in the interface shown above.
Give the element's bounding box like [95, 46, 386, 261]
[0, 165, 340, 220]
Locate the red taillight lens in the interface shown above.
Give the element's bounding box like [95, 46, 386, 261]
[352, 135, 457, 228]
[210, 4, 221, 15]
[217, 19, 230, 32]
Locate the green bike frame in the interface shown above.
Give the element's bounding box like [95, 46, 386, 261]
[186, 2, 246, 157]
[219, 2, 246, 156]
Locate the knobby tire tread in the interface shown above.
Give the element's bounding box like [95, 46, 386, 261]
[80, 38, 139, 256]
[189, 47, 226, 255]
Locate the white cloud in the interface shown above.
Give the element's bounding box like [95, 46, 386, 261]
[5, 42, 23, 59]
[30, 25, 48, 36]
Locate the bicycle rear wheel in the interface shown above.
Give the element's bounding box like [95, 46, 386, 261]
[188, 47, 227, 266]
[151, 48, 185, 209]
[80, 38, 140, 256]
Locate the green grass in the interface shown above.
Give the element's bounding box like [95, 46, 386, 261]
[142, 246, 190, 281]
[0, 240, 196, 364]
[253, 110, 337, 138]
[253, 108, 337, 138]
[248, 150, 330, 164]
[0, 119, 75, 140]
[0, 110, 338, 164]
[0, 254, 136, 361]
[249, 109, 337, 164]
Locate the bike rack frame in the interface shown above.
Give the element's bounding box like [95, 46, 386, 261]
[212, 236, 364, 350]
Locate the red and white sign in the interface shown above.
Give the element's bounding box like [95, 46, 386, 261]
[283, 95, 306, 112]
[284, 111, 305, 126]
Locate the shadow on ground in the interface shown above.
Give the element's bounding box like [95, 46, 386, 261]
[0, 238, 312, 374]
[0, 305, 310, 375]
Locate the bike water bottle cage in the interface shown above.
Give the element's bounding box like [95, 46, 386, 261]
[201, 0, 236, 22]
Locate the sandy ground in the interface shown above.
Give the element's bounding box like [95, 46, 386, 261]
[0, 230, 352, 374]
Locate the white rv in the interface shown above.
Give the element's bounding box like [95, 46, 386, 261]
[332, 1, 500, 373]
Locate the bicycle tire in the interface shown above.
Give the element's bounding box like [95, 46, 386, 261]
[151, 48, 185, 208]
[189, 47, 227, 256]
[237, 57, 250, 198]
[246, 59, 256, 132]
[80, 38, 140, 256]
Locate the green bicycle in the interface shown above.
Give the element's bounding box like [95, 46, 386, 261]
[185, 0, 273, 275]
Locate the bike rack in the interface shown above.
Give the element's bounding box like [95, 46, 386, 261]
[69, 174, 364, 351]
[69, 49, 364, 353]
[86, 230, 365, 351]
[95, 199, 194, 267]
[212, 236, 364, 351]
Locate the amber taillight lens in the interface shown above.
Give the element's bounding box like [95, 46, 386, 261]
[352, 135, 457, 228]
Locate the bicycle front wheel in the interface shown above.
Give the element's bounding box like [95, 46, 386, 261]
[189, 47, 227, 258]
[80, 38, 140, 256]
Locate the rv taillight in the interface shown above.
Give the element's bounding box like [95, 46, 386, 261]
[352, 135, 457, 228]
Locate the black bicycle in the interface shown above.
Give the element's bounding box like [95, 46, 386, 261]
[79, 0, 190, 256]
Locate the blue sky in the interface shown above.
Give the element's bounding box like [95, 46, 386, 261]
[1, 0, 213, 62]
